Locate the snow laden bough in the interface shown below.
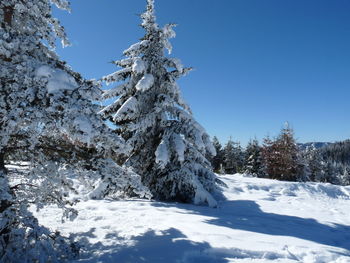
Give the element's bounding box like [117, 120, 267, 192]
[0, 0, 149, 261]
[100, 0, 219, 207]
[0, 170, 79, 263]
[34, 63, 151, 201]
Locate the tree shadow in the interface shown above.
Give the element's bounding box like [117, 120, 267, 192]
[71, 228, 230, 263]
[151, 200, 350, 252]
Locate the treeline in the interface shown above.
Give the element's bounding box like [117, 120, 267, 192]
[211, 125, 350, 186]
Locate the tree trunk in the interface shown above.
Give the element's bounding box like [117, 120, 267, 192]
[3, 6, 14, 26]
[0, 150, 6, 173]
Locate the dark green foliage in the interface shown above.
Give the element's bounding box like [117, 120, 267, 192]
[244, 138, 263, 177]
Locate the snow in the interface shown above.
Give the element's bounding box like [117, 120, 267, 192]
[169, 58, 183, 72]
[173, 134, 185, 163]
[123, 40, 149, 56]
[155, 140, 169, 168]
[193, 177, 218, 208]
[73, 116, 93, 136]
[132, 58, 146, 74]
[136, 74, 154, 92]
[114, 97, 138, 121]
[163, 24, 176, 39]
[36, 65, 78, 94]
[32, 174, 350, 262]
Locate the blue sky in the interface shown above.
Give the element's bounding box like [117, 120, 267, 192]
[53, 0, 350, 146]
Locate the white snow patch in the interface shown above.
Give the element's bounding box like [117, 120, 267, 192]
[169, 58, 183, 72]
[155, 140, 169, 169]
[173, 134, 185, 163]
[123, 40, 149, 55]
[114, 97, 138, 121]
[136, 74, 154, 92]
[32, 174, 350, 262]
[74, 116, 92, 134]
[193, 178, 218, 208]
[36, 65, 78, 94]
[132, 58, 146, 74]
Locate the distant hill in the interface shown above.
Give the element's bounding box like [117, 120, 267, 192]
[298, 140, 350, 165]
[318, 140, 350, 165]
[298, 142, 332, 151]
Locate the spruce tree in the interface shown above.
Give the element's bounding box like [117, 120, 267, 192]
[100, 0, 217, 206]
[244, 138, 263, 176]
[302, 146, 325, 182]
[0, 1, 79, 260]
[341, 167, 350, 185]
[223, 138, 244, 174]
[0, 1, 146, 260]
[223, 138, 235, 174]
[261, 124, 302, 181]
[211, 136, 224, 173]
[233, 141, 245, 173]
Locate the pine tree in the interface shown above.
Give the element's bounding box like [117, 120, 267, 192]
[0, 1, 79, 260]
[261, 124, 302, 181]
[244, 138, 263, 176]
[302, 146, 325, 182]
[211, 136, 224, 173]
[0, 1, 147, 260]
[100, 0, 217, 206]
[341, 166, 350, 185]
[233, 141, 245, 173]
[223, 138, 235, 174]
[222, 138, 244, 174]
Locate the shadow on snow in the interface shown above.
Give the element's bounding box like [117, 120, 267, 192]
[152, 200, 350, 252]
[71, 228, 230, 263]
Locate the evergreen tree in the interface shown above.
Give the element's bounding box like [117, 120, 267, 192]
[233, 141, 245, 173]
[223, 138, 245, 174]
[223, 138, 235, 174]
[261, 124, 302, 181]
[341, 167, 350, 185]
[302, 146, 325, 182]
[244, 138, 263, 176]
[100, 0, 217, 206]
[211, 136, 224, 173]
[0, 1, 146, 260]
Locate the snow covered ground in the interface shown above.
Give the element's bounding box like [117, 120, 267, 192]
[33, 174, 350, 263]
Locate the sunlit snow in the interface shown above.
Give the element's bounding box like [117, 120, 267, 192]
[33, 174, 350, 263]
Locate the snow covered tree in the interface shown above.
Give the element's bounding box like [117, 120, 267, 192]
[0, 1, 147, 261]
[261, 124, 302, 181]
[261, 136, 274, 178]
[100, 0, 218, 206]
[340, 167, 350, 186]
[211, 136, 224, 173]
[233, 141, 245, 173]
[244, 138, 263, 177]
[301, 146, 325, 182]
[223, 138, 235, 174]
[222, 138, 244, 174]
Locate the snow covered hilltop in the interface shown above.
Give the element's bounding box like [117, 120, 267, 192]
[34, 174, 350, 262]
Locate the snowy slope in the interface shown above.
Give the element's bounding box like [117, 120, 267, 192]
[33, 174, 350, 263]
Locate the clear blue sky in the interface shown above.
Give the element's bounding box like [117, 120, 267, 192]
[53, 0, 350, 146]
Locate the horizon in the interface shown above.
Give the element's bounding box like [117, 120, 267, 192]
[53, 0, 350, 146]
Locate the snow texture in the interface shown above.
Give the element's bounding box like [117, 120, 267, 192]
[132, 58, 146, 74]
[155, 140, 169, 168]
[33, 174, 350, 263]
[114, 97, 138, 121]
[36, 65, 78, 94]
[135, 74, 154, 91]
[173, 134, 186, 163]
